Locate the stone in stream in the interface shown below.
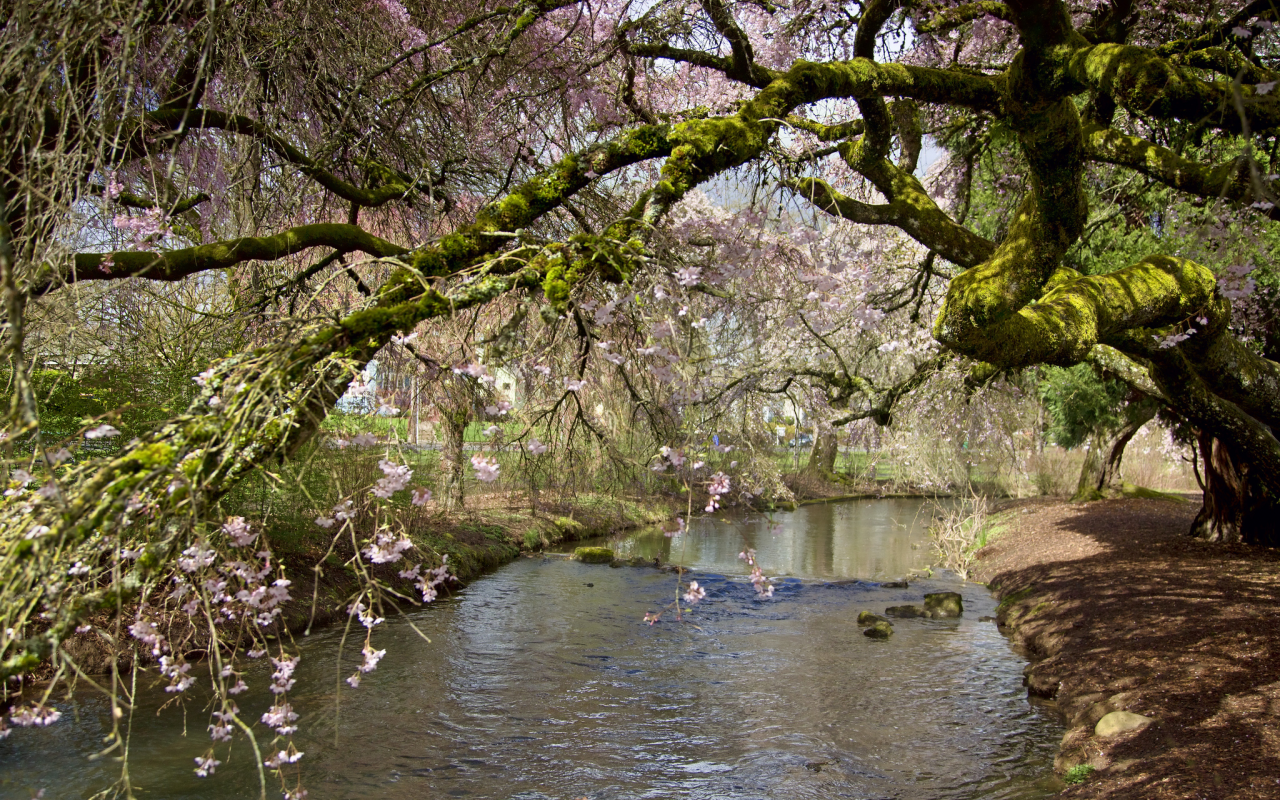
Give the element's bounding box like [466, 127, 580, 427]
[574, 546, 615, 564]
[879, 580, 909, 589]
[884, 604, 929, 618]
[924, 591, 964, 619]
[1094, 711, 1154, 738]
[863, 619, 894, 639]
[857, 611, 889, 627]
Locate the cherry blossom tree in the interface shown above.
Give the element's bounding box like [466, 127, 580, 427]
[7, 1, 1280, 784]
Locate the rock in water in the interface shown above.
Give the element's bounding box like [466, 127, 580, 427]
[880, 580, 909, 589]
[1095, 711, 1154, 737]
[574, 546, 615, 564]
[924, 592, 964, 618]
[863, 619, 894, 639]
[857, 611, 889, 627]
[885, 604, 928, 618]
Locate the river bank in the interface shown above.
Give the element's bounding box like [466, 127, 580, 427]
[55, 493, 674, 676]
[973, 497, 1280, 799]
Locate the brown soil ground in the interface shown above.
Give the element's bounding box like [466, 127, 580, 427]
[973, 497, 1280, 799]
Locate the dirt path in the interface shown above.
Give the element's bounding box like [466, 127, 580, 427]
[972, 497, 1280, 799]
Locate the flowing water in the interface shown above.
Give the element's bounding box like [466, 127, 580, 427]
[0, 499, 1063, 799]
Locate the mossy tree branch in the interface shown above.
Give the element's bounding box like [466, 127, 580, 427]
[1082, 122, 1279, 220]
[783, 176, 995, 268]
[39, 224, 408, 296]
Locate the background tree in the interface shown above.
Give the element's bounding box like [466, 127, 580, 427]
[1038, 363, 1160, 500]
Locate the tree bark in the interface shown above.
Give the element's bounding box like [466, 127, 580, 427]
[1190, 433, 1280, 546]
[806, 426, 838, 474]
[440, 409, 467, 511]
[1072, 402, 1158, 501]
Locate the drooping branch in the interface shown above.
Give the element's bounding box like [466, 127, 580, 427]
[0, 120, 683, 676]
[1082, 122, 1280, 220]
[783, 176, 995, 268]
[36, 224, 408, 296]
[1086, 343, 1167, 402]
[115, 110, 426, 208]
[621, 58, 1004, 234]
[1153, 0, 1280, 58]
[699, 0, 774, 86]
[831, 355, 948, 427]
[913, 1, 1013, 35]
[1062, 42, 1280, 135]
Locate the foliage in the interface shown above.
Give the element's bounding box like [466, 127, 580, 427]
[926, 491, 991, 581]
[1038, 364, 1130, 449]
[1063, 764, 1096, 785]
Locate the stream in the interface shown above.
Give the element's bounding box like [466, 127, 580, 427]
[0, 499, 1062, 799]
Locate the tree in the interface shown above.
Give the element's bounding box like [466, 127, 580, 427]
[8, 0, 1280, 773]
[1038, 363, 1159, 500]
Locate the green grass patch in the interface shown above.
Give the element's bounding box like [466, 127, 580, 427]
[996, 584, 1037, 611]
[1063, 764, 1095, 784]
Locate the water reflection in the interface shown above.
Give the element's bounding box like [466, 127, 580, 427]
[0, 500, 1060, 800]
[571, 499, 938, 580]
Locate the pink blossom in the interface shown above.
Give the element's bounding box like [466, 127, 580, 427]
[471, 454, 500, 482]
[85, 424, 120, 439]
[9, 704, 61, 727]
[194, 755, 221, 777]
[222, 516, 257, 547]
[264, 749, 304, 768]
[675, 267, 701, 286]
[411, 487, 432, 506]
[682, 581, 707, 604]
[261, 702, 298, 734]
[362, 531, 413, 564]
[359, 643, 386, 673]
[371, 459, 413, 498]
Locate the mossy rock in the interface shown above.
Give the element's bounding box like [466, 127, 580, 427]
[885, 604, 928, 618]
[924, 592, 964, 619]
[574, 546, 615, 564]
[1119, 482, 1189, 503]
[554, 517, 586, 536]
[1094, 710, 1153, 738]
[863, 619, 894, 639]
[857, 611, 889, 627]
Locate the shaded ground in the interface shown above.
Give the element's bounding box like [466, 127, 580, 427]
[973, 497, 1280, 799]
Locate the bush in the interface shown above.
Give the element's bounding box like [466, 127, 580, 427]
[926, 491, 990, 580]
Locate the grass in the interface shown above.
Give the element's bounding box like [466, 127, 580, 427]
[925, 492, 990, 580]
[1063, 764, 1095, 784]
[996, 584, 1037, 612]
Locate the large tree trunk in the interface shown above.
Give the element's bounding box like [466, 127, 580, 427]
[440, 409, 467, 511]
[1072, 403, 1158, 501]
[1190, 433, 1280, 546]
[806, 425, 838, 474]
